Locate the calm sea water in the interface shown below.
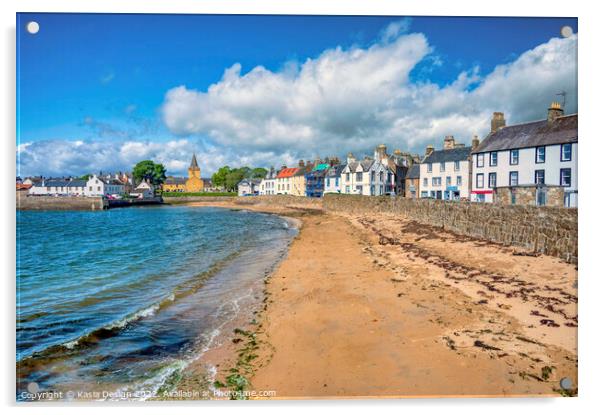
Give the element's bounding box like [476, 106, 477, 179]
[16, 206, 296, 400]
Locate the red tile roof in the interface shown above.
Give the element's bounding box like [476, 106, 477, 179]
[16, 183, 32, 190]
[276, 167, 299, 179]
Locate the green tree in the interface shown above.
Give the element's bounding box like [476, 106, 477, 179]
[249, 167, 267, 179]
[132, 160, 167, 187]
[79, 174, 91, 181]
[211, 166, 231, 189]
[225, 168, 246, 192]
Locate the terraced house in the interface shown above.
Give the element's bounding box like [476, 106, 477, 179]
[275, 167, 298, 195]
[419, 136, 472, 200]
[471, 103, 577, 207]
[340, 151, 394, 196]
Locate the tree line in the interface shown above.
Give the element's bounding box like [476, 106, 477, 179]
[131, 160, 266, 192]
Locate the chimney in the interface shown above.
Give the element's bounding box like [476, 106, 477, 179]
[491, 112, 506, 133]
[443, 135, 456, 150]
[281, 165, 287, 171]
[375, 144, 387, 161]
[347, 152, 356, 164]
[425, 145, 434, 158]
[298, 160, 305, 168]
[547, 101, 564, 122]
[471, 135, 480, 150]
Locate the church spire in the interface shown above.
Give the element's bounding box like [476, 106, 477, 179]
[190, 153, 199, 169]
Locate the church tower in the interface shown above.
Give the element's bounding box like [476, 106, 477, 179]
[188, 153, 201, 180]
[185, 153, 204, 192]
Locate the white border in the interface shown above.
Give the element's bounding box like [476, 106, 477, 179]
[2, 1, 601, 414]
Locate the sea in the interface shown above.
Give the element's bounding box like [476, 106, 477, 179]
[16, 205, 297, 401]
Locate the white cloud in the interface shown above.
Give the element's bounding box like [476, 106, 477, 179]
[16, 138, 290, 178]
[162, 21, 577, 160]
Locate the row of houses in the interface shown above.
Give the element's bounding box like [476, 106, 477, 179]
[20, 172, 156, 199]
[245, 102, 578, 208]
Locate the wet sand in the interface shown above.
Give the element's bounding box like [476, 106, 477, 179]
[178, 200, 577, 399]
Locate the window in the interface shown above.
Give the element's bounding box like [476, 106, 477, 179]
[535, 169, 545, 185]
[456, 176, 462, 186]
[446, 176, 452, 186]
[346, 173, 350, 181]
[476, 153, 484, 167]
[423, 178, 428, 187]
[432, 177, 441, 187]
[427, 163, 432, 173]
[509, 171, 518, 186]
[454, 161, 460, 171]
[489, 152, 498, 167]
[326, 178, 330, 187]
[356, 185, 362, 193]
[561, 143, 572, 161]
[510, 149, 519, 165]
[371, 171, 375, 181]
[476, 173, 484, 188]
[370, 185, 375, 196]
[345, 186, 350, 193]
[97, 186, 101, 191]
[560, 168, 571, 187]
[356, 172, 363, 181]
[379, 171, 384, 182]
[536, 147, 546, 163]
[475, 194, 485, 202]
[440, 162, 445, 172]
[488, 172, 497, 188]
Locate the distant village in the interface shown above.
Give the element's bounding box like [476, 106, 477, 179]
[17, 102, 577, 208]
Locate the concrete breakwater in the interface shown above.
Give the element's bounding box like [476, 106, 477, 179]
[219, 195, 577, 263]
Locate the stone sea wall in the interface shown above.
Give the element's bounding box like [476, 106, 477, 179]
[16, 193, 105, 211]
[322, 194, 578, 263]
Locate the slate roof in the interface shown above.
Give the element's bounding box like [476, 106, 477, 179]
[276, 167, 299, 179]
[474, 114, 577, 153]
[406, 164, 420, 179]
[190, 153, 199, 169]
[326, 164, 346, 178]
[423, 147, 472, 164]
[165, 176, 187, 185]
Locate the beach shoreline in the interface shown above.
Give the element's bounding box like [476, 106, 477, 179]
[171, 199, 578, 399]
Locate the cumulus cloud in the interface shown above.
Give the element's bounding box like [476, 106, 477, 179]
[16, 138, 293, 178]
[162, 22, 577, 159]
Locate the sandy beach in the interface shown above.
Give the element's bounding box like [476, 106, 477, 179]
[176, 199, 577, 399]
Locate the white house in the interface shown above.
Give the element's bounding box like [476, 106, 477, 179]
[130, 179, 155, 199]
[29, 178, 87, 196]
[419, 136, 472, 200]
[340, 153, 394, 196]
[258, 167, 277, 195]
[238, 178, 261, 196]
[85, 175, 125, 197]
[324, 164, 345, 194]
[471, 103, 577, 207]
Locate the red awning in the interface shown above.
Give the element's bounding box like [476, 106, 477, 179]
[471, 190, 494, 194]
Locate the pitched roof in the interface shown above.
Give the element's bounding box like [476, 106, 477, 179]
[326, 164, 346, 177]
[312, 163, 330, 171]
[67, 180, 87, 187]
[189, 153, 199, 169]
[406, 164, 420, 179]
[359, 159, 375, 171]
[474, 114, 578, 153]
[276, 167, 299, 179]
[165, 176, 187, 185]
[423, 147, 472, 164]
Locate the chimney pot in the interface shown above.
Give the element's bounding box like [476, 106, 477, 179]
[547, 101, 564, 122]
[443, 135, 456, 150]
[471, 135, 480, 150]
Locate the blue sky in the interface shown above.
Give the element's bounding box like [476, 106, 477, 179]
[16, 14, 578, 176]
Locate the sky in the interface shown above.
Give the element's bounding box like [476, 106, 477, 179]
[16, 13, 578, 177]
